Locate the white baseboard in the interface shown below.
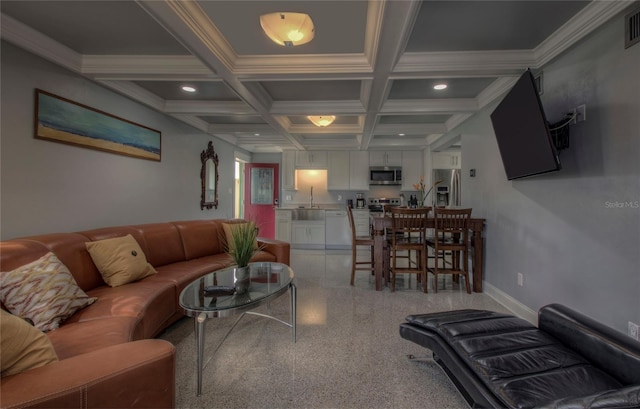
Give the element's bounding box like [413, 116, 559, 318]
[484, 282, 538, 325]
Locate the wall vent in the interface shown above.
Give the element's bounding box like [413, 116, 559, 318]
[625, 5, 640, 49]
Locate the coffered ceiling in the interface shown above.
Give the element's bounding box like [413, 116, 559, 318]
[1, 1, 630, 153]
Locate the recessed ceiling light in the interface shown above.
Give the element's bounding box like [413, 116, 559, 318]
[254, 133, 260, 136]
[399, 133, 405, 136]
[433, 83, 448, 90]
[181, 85, 196, 93]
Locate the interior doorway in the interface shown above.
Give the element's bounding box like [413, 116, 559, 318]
[234, 159, 245, 219]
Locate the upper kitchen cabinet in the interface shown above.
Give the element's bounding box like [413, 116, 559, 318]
[327, 151, 369, 191]
[282, 151, 297, 190]
[295, 151, 328, 169]
[401, 150, 422, 191]
[327, 151, 350, 190]
[349, 151, 370, 191]
[369, 151, 402, 167]
[432, 151, 461, 169]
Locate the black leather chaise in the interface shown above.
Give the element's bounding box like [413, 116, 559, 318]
[400, 303, 640, 409]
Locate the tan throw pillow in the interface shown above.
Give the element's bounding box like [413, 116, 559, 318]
[222, 222, 259, 253]
[1, 309, 58, 377]
[0, 252, 97, 332]
[85, 234, 157, 287]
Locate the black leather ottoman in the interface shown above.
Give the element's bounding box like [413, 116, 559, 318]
[400, 305, 640, 409]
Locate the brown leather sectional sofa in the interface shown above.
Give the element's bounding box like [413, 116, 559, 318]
[0, 219, 290, 409]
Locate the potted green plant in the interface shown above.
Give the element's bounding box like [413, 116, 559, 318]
[224, 221, 263, 295]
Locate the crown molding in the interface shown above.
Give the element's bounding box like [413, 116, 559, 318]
[164, 100, 255, 115]
[233, 54, 372, 75]
[395, 50, 535, 75]
[156, 0, 237, 71]
[382, 98, 477, 114]
[82, 55, 213, 77]
[374, 123, 446, 135]
[363, 0, 386, 66]
[270, 100, 366, 115]
[96, 80, 166, 111]
[534, 1, 631, 67]
[476, 76, 519, 109]
[287, 124, 363, 134]
[207, 124, 274, 134]
[170, 114, 209, 133]
[445, 114, 474, 132]
[1, 13, 82, 72]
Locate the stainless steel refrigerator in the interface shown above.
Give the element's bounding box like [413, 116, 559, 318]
[432, 169, 461, 207]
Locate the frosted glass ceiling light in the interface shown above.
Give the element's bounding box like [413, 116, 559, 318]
[433, 83, 448, 90]
[260, 12, 315, 47]
[307, 115, 336, 127]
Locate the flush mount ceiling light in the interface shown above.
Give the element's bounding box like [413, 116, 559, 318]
[260, 12, 315, 47]
[307, 115, 336, 127]
[181, 85, 196, 93]
[433, 83, 448, 90]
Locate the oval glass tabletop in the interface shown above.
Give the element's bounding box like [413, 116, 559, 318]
[179, 262, 294, 317]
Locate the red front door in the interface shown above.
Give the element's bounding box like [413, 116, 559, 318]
[244, 163, 279, 239]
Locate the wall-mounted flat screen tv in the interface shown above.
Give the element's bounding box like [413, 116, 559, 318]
[490, 69, 561, 180]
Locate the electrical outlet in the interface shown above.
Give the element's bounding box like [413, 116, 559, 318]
[517, 273, 524, 286]
[285, 195, 292, 201]
[629, 321, 640, 341]
[338, 195, 342, 201]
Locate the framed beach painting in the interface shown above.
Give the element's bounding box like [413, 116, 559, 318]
[34, 89, 161, 161]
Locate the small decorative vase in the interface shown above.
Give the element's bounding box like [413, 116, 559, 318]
[418, 200, 424, 208]
[234, 266, 250, 294]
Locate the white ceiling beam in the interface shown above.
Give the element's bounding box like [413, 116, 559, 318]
[137, 0, 304, 150]
[164, 100, 255, 115]
[82, 55, 213, 77]
[382, 99, 478, 114]
[374, 123, 446, 134]
[1, 13, 82, 73]
[395, 50, 535, 76]
[270, 101, 366, 115]
[361, 0, 422, 150]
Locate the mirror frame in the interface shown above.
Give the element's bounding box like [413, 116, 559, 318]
[200, 141, 219, 210]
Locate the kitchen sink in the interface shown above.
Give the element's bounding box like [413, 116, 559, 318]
[291, 208, 325, 221]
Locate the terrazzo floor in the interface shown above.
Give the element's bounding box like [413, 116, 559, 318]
[159, 250, 514, 409]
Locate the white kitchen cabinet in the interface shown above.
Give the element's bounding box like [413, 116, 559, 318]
[432, 151, 461, 169]
[275, 209, 292, 242]
[369, 151, 402, 167]
[401, 150, 423, 191]
[295, 151, 328, 169]
[327, 151, 350, 190]
[349, 151, 370, 191]
[291, 222, 325, 249]
[282, 151, 297, 190]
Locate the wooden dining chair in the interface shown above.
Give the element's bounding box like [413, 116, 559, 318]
[347, 206, 375, 286]
[388, 207, 430, 292]
[426, 208, 472, 293]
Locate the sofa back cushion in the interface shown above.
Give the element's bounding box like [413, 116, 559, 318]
[133, 223, 185, 267]
[172, 220, 222, 260]
[0, 234, 105, 292]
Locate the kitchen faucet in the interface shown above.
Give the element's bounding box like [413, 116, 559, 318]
[310, 186, 314, 208]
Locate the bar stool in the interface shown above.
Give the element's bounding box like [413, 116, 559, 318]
[347, 206, 375, 286]
[426, 208, 472, 293]
[387, 207, 430, 292]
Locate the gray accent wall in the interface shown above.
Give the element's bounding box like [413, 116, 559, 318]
[458, 12, 639, 333]
[1, 42, 240, 240]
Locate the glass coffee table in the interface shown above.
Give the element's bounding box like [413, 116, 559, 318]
[179, 262, 296, 396]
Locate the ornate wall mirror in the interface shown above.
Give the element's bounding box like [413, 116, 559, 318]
[200, 141, 219, 210]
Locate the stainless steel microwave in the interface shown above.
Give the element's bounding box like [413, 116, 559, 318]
[369, 166, 402, 185]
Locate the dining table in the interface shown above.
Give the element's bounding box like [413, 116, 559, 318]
[369, 212, 486, 292]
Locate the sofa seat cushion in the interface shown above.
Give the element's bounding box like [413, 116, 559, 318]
[151, 255, 230, 293]
[47, 316, 138, 360]
[65, 280, 176, 339]
[406, 310, 623, 409]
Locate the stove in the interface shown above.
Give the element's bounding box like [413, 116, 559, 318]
[368, 197, 401, 213]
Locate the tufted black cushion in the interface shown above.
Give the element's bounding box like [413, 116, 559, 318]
[405, 309, 626, 409]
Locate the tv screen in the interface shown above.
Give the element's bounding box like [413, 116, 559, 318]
[490, 69, 560, 180]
